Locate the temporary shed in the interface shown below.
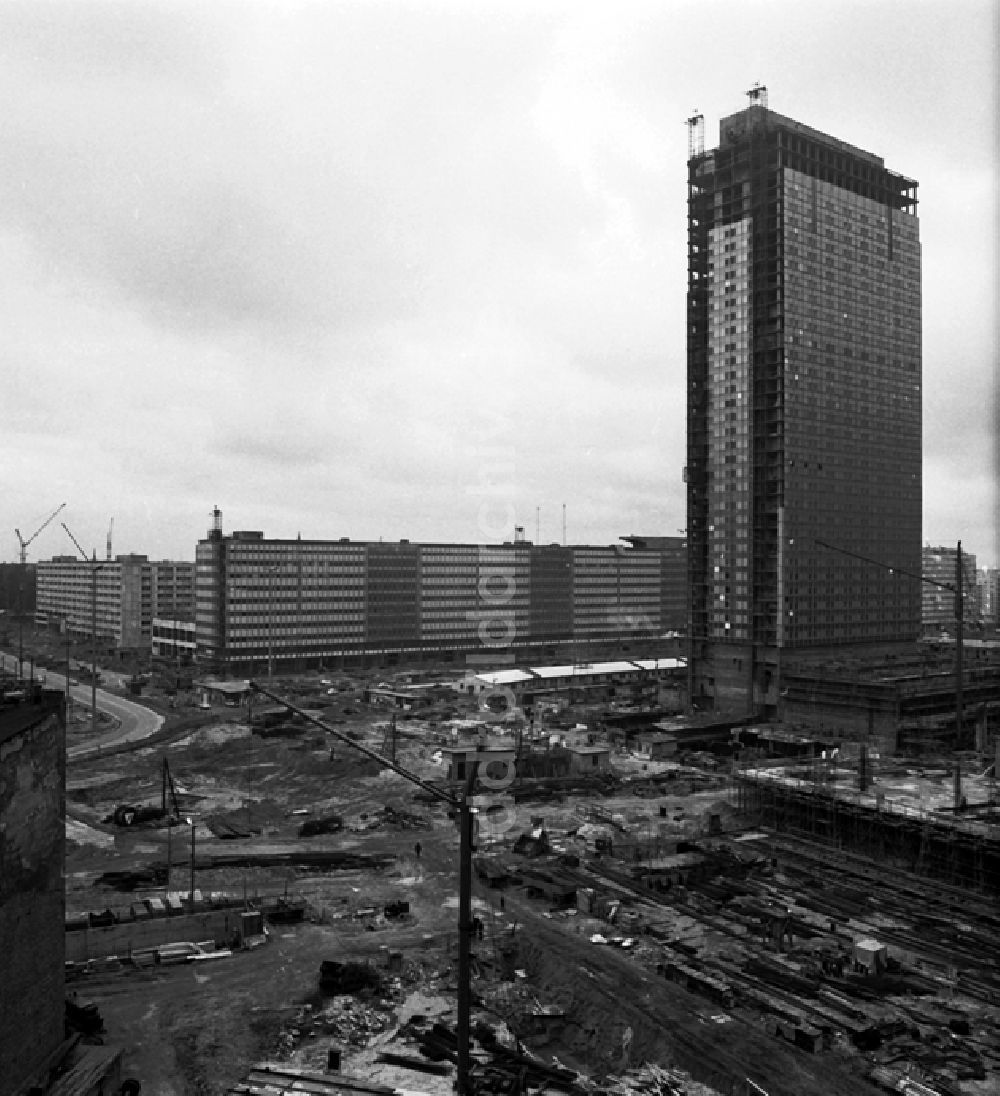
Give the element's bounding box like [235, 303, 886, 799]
[635, 732, 678, 760]
[196, 679, 252, 706]
[439, 745, 516, 783]
[566, 744, 611, 774]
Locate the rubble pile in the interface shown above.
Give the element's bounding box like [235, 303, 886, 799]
[298, 813, 344, 837]
[396, 1016, 587, 1094]
[318, 959, 386, 995]
[273, 996, 396, 1061]
[603, 1063, 723, 1096]
[347, 804, 432, 832]
[380, 803, 432, 830]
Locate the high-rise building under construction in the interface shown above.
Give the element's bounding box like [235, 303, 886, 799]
[686, 92, 922, 715]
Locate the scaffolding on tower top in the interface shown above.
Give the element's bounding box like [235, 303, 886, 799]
[746, 82, 768, 109]
[686, 111, 704, 158]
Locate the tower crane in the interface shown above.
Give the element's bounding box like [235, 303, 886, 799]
[15, 503, 66, 564]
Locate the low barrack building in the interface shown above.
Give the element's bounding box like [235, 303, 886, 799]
[456, 658, 686, 712]
[566, 743, 612, 774]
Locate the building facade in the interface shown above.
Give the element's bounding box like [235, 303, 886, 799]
[621, 535, 688, 631]
[151, 617, 198, 660]
[686, 95, 922, 715]
[922, 546, 978, 633]
[979, 568, 999, 629]
[36, 554, 195, 650]
[0, 686, 124, 1092]
[195, 511, 683, 674]
[0, 562, 35, 617]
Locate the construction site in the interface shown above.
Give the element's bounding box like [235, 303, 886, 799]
[1, 631, 985, 1096]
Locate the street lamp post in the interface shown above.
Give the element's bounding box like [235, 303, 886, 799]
[61, 524, 104, 736]
[63, 621, 71, 714]
[955, 541, 964, 746]
[249, 682, 480, 1095]
[186, 817, 196, 908]
[89, 555, 104, 737]
[17, 581, 24, 682]
[247, 695, 254, 836]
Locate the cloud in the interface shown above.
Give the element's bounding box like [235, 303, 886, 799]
[0, 1, 994, 568]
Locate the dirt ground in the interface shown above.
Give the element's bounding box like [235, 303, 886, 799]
[59, 670, 998, 1096]
[73, 829, 884, 1096]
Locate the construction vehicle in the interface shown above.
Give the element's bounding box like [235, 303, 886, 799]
[109, 758, 184, 828]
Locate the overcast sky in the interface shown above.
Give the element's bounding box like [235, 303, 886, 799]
[1, 1, 996, 567]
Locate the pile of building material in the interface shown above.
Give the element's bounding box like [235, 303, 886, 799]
[603, 1063, 723, 1096]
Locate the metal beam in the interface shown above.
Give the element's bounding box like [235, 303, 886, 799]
[247, 681, 479, 1095]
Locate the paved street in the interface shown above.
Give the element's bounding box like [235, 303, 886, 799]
[0, 651, 163, 758]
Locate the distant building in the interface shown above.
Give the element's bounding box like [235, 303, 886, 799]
[36, 554, 195, 651]
[151, 616, 197, 660]
[686, 96, 921, 716]
[195, 509, 682, 674]
[778, 644, 1000, 752]
[0, 561, 35, 618]
[619, 535, 687, 632]
[977, 568, 998, 629]
[922, 546, 977, 634]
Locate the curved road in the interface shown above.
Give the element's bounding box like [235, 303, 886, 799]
[1, 652, 163, 759]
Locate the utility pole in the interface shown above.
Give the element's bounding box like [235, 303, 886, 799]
[249, 682, 480, 1095]
[62, 524, 104, 736]
[955, 541, 964, 745]
[17, 580, 23, 682]
[63, 620, 71, 713]
[247, 692, 254, 837]
[456, 773, 476, 1092]
[90, 552, 99, 733]
[188, 818, 196, 908]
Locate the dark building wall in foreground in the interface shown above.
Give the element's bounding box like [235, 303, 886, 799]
[0, 692, 66, 1093]
[0, 563, 36, 620]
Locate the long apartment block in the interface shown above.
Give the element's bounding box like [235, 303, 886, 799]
[35, 555, 195, 650]
[195, 511, 685, 674]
